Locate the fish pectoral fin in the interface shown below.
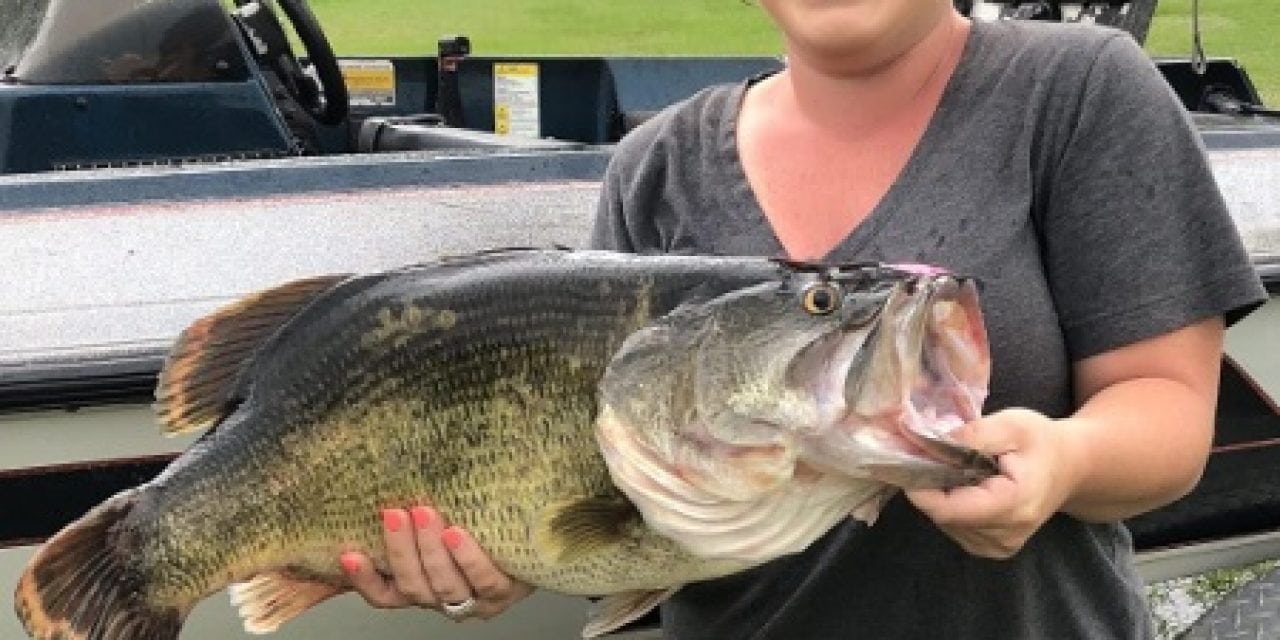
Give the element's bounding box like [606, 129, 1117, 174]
[849, 486, 897, 525]
[533, 495, 641, 565]
[154, 274, 350, 435]
[229, 571, 342, 634]
[582, 587, 678, 639]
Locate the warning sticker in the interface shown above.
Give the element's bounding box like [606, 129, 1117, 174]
[339, 60, 396, 107]
[493, 63, 540, 138]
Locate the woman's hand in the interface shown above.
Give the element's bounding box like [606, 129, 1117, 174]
[339, 506, 534, 621]
[909, 319, 1223, 559]
[905, 408, 1090, 559]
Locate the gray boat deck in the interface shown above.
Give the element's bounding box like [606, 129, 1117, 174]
[0, 150, 605, 373]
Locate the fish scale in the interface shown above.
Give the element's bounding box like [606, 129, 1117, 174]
[15, 249, 996, 640]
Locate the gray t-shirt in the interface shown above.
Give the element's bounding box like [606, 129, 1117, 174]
[590, 19, 1266, 640]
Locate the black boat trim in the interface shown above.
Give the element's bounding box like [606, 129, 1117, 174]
[1257, 255, 1280, 294]
[0, 453, 175, 549]
[0, 348, 164, 414]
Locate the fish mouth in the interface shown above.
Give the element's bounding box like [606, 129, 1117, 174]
[795, 274, 997, 489]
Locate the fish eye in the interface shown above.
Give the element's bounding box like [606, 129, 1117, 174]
[801, 282, 841, 315]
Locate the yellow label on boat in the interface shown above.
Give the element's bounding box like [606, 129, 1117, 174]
[339, 60, 396, 107]
[493, 63, 540, 138]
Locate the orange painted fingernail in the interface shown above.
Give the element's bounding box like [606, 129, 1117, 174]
[441, 527, 464, 550]
[411, 507, 433, 529]
[340, 553, 362, 574]
[382, 509, 403, 533]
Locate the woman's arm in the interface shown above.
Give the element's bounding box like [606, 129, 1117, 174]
[1059, 316, 1221, 519]
[907, 317, 1222, 559]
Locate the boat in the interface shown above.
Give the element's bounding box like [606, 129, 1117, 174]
[2, 0, 1277, 637]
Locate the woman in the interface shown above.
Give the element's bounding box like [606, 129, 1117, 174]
[342, 1, 1266, 637]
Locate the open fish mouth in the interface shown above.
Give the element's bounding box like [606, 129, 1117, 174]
[896, 276, 996, 478]
[794, 272, 997, 489]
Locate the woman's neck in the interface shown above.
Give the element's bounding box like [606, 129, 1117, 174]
[764, 11, 969, 134]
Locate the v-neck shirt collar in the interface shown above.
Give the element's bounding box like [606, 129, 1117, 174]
[715, 20, 990, 261]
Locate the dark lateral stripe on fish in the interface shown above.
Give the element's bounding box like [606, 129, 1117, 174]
[0, 455, 174, 548]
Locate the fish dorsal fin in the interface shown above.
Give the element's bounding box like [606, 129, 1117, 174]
[533, 495, 641, 565]
[154, 274, 349, 435]
[582, 587, 677, 639]
[412, 246, 569, 271]
[229, 571, 341, 634]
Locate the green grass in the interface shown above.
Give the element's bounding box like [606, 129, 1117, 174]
[305, 0, 779, 55]
[306, 0, 1277, 104]
[1146, 0, 1279, 104]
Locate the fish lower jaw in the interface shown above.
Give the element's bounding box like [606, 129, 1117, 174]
[798, 421, 978, 490]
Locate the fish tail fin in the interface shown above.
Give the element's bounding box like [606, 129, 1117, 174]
[14, 489, 183, 640]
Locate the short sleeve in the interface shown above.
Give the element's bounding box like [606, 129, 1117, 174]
[588, 83, 749, 254]
[587, 110, 675, 253]
[1037, 34, 1265, 360]
[590, 161, 637, 251]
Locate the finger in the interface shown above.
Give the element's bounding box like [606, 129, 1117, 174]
[935, 525, 1027, 559]
[954, 411, 1030, 455]
[382, 509, 435, 605]
[907, 474, 1019, 525]
[907, 476, 1012, 519]
[442, 526, 532, 618]
[940, 532, 1008, 559]
[409, 507, 473, 609]
[340, 552, 410, 608]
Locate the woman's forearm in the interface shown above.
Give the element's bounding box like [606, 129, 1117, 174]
[1059, 318, 1224, 522]
[1058, 376, 1215, 522]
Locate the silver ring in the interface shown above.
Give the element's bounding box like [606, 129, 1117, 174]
[441, 596, 477, 619]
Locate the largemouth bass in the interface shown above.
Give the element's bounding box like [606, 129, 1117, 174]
[15, 248, 996, 640]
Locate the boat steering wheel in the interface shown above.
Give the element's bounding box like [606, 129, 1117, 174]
[232, 0, 349, 126]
